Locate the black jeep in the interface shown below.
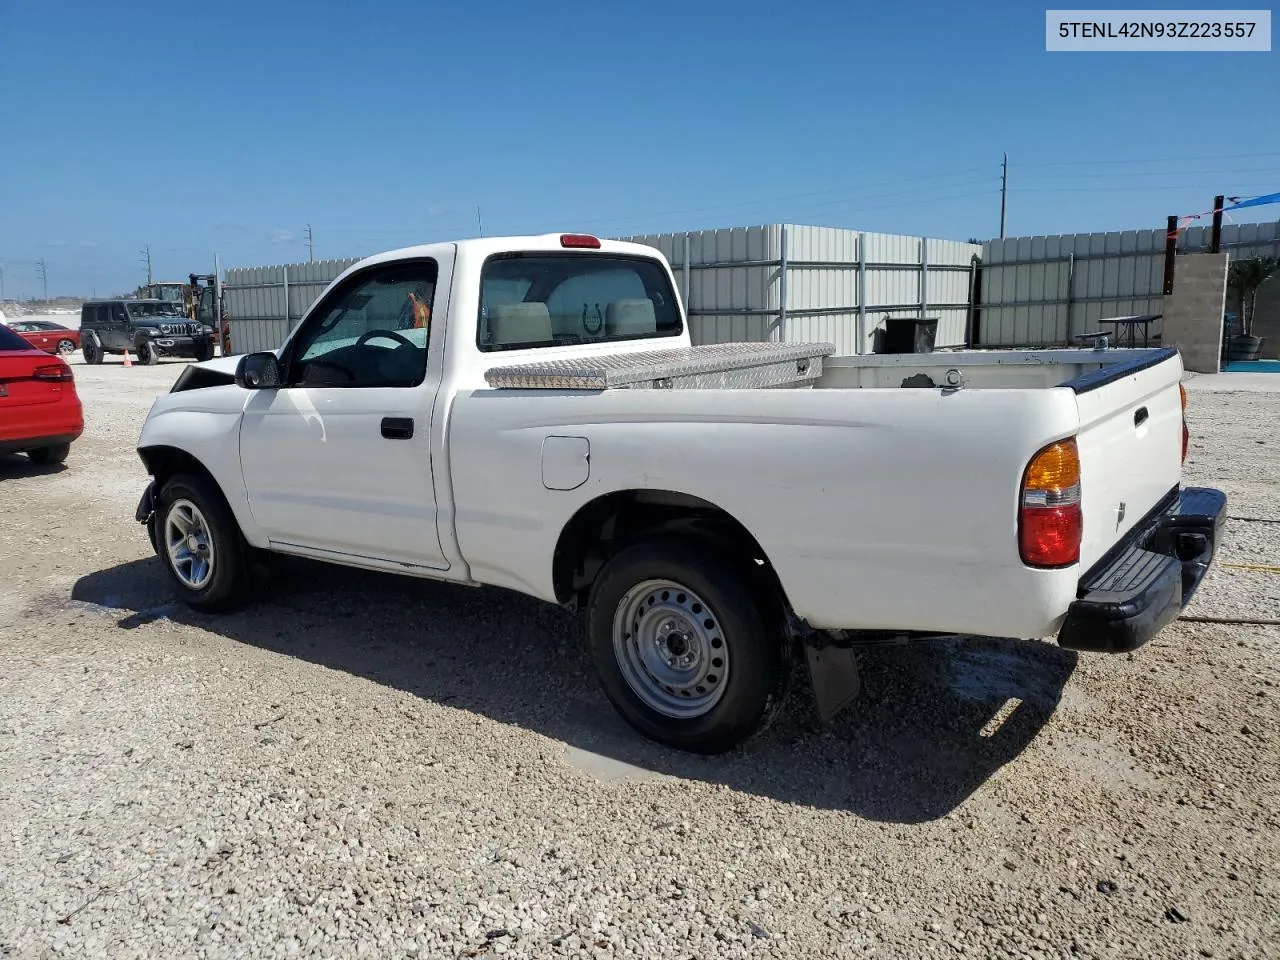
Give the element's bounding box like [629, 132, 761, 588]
[79, 299, 217, 366]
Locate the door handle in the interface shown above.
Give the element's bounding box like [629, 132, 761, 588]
[1134, 406, 1149, 427]
[381, 417, 414, 440]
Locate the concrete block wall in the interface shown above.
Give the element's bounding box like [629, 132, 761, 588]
[1162, 253, 1228, 373]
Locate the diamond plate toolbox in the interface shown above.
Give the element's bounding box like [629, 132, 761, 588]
[483, 341, 836, 390]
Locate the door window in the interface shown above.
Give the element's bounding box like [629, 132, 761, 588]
[286, 259, 437, 388]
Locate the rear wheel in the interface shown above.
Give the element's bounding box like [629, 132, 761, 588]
[586, 538, 790, 754]
[27, 444, 69, 465]
[155, 472, 253, 612]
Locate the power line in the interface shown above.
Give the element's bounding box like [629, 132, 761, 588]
[1014, 165, 1280, 183]
[1017, 150, 1280, 169]
[1009, 182, 1279, 194]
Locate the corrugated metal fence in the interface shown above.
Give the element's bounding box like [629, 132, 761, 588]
[218, 219, 1280, 355]
[219, 224, 980, 356]
[975, 220, 1280, 346]
[622, 225, 981, 355]
[223, 258, 359, 355]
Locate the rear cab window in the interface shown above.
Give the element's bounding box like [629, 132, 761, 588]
[476, 252, 682, 351]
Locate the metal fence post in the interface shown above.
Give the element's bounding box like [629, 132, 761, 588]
[682, 233, 691, 323]
[1065, 252, 1076, 343]
[282, 265, 290, 330]
[778, 224, 788, 342]
[965, 254, 978, 348]
[857, 236, 867, 354]
[919, 237, 928, 320]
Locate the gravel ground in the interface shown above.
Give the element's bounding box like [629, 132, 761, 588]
[1, 354, 1278, 959]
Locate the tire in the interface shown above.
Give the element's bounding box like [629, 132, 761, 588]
[56, 339, 75, 355]
[82, 333, 103, 365]
[137, 339, 159, 365]
[155, 471, 253, 612]
[27, 443, 69, 465]
[586, 538, 790, 754]
[194, 340, 215, 363]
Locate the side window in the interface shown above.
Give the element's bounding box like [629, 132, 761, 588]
[287, 259, 436, 388]
[80, 304, 92, 326]
[95, 304, 110, 324]
[111, 304, 128, 323]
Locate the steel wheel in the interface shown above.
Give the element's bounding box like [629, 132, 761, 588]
[612, 578, 730, 719]
[56, 338, 75, 354]
[164, 498, 215, 590]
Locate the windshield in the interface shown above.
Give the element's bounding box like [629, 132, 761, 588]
[127, 301, 187, 318]
[476, 252, 682, 352]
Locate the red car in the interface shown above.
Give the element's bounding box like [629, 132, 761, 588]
[6, 318, 81, 355]
[0, 323, 84, 465]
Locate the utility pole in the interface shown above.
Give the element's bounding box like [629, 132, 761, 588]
[305, 224, 315, 261]
[0, 262, 5, 303]
[36, 258, 48, 305]
[140, 244, 153, 286]
[999, 153, 1008, 240]
[476, 206, 484, 238]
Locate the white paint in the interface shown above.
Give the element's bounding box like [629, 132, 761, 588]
[137, 233, 1190, 644]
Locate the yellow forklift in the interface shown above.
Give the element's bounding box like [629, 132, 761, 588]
[143, 277, 230, 354]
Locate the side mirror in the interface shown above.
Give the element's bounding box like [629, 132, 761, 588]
[235, 352, 282, 389]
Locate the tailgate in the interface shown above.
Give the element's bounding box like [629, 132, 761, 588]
[1071, 352, 1185, 572]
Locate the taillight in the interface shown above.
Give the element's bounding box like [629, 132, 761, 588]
[1019, 437, 1082, 568]
[32, 364, 73, 383]
[560, 233, 601, 248]
[1179, 383, 1189, 462]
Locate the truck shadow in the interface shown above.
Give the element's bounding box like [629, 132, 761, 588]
[72, 556, 1078, 824]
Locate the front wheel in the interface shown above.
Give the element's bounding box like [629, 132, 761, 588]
[155, 472, 253, 612]
[586, 539, 790, 754]
[82, 333, 103, 365]
[56, 338, 75, 355]
[137, 339, 159, 365]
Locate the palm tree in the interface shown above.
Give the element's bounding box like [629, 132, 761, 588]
[1227, 256, 1280, 338]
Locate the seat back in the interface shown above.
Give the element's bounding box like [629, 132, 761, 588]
[606, 298, 657, 337]
[487, 302, 552, 346]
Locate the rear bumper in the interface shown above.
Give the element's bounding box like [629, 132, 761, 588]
[0, 430, 82, 454]
[1057, 486, 1227, 653]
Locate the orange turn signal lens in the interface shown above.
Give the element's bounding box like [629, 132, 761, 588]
[1179, 383, 1187, 411]
[1023, 439, 1080, 492]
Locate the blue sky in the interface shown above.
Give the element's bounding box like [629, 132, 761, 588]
[1, 0, 1276, 297]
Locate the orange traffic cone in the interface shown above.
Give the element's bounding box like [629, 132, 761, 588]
[122, 348, 132, 368]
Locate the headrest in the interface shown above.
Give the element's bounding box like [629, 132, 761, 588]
[488, 301, 552, 345]
[606, 298, 657, 336]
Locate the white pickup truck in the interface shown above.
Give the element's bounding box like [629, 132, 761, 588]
[133, 232, 1226, 754]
